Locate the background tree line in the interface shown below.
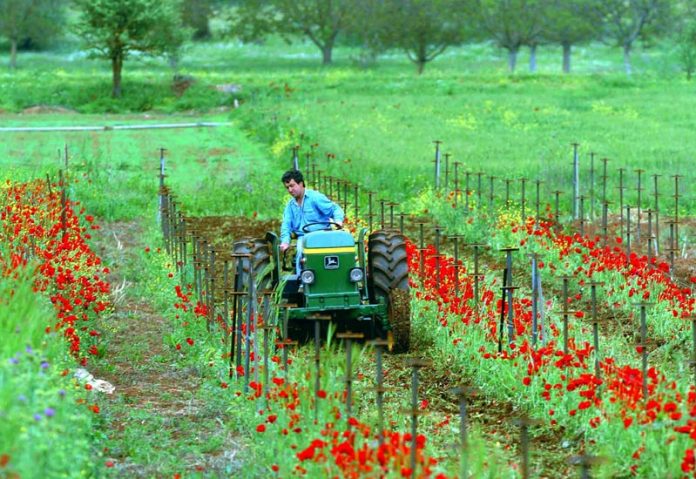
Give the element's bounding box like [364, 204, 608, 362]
[1, 0, 696, 97]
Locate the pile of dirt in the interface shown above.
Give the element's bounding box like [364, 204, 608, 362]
[184, 215, 280, 255]
[21, 105, 77, 114]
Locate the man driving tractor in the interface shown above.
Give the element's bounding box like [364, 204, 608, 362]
[279, 169, 345, 274]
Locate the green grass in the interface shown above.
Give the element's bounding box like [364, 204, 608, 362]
[0, 38, 694, 478]
[0, 264, 99, 477]
[5, 39, 691, 212]
[0, 113, 285, 220]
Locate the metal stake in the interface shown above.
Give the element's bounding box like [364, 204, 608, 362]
[380, 199, 386, 229]
[476, 172, 484, 210]
[520, 178, 527, 223]
[535, 179, 542, 228]
[452, 386, 476, 479]
[406, 358, 432, 477]
[590, 282, 601, 380]
[618, 168, 625, 238]
[513, 417, 537, 479]
[626, 206, 632, 259]
[652, 174, 661, 253]
[572, 143, 580, 219]
[444, 152, 451, 191]
[337, 332, 364, 423]
[453, 161, 461, 207]
[636, 169, 644, 243]
[433, 140, 442, 190]
[501, 247, 519, 343]
[691, 316, 696, 388]
[369, 339, 390, 446]
[554, 190, 562, 230]
[465, 170, 471, 212]
[589, 152, 596, 219]
[601, 157, 609, 205]
[637, 303, 654, 401]
[561, 275, 573, 355]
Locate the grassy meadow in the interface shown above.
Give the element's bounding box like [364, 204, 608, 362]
[2, 39, 694, 214]
[1, 38, 695, 478]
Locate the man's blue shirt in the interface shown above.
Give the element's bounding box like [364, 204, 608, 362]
[280, 189, 345, 244]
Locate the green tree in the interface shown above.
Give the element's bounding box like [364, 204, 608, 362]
[234, 0, 352, 64]
[0, 0, 64, 69]
[675, 1, 696, 80]
[597, 0, 670, 75]
[543, 0, 601, 73]
[343, 0, 390, 67]
[474, 0, 545, 73]
[182, 0, 215, 40]
[678, 21, 696, 79]
[74, 0, 187, 98]
[378, 0, 473, 74]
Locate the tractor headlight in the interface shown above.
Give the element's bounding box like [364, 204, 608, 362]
[349, 267, 364, 282]
[300, 269, 316, 285]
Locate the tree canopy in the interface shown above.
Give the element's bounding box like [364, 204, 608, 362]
[378, 0, 474, 74]
[542, 0, 602, 73]
[74, 0, 188, 98]
[234, 0, 353, 64]
[598, 0, 670, 75]
[474, 0, 546, 73]
[0, 0, 64, 69]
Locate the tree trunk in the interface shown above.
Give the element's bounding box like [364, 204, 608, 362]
[529, 44, 537, 73]
[111, 55, 123, 98]
[623, 44, 632, 76]
[10, 38, 17, 69]
[562, 43, 571, 74]
[321, 44, 333, 65]
[508, 48, 518, 73]
[416, 58, 426, 75]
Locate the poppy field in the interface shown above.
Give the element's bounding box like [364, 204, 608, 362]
[150, 139, 695, 477]
[1, 43, 695, 479]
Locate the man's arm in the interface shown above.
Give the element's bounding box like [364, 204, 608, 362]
[280, 203, 293, 250]
[314, 191, 345, 225]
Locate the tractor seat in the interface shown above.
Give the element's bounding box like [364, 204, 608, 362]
[303, 230, 355, 249]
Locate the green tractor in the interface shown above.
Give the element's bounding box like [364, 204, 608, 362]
[232, 222, 411, 352]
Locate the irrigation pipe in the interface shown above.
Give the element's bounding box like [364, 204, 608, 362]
[0, 122, 231, 133]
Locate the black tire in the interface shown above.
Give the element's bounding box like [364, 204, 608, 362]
[232, 237, 272, 293]
[368, 230, 410, 353]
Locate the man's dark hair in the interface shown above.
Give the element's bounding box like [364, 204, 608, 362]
[282, 169, 304, 185]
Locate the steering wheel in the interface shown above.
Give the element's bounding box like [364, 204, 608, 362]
[301, 221, 343, 233]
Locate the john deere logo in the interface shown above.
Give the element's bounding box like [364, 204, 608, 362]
[324, 256, 339, 269]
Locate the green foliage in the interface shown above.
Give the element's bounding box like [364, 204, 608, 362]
[0, 270, 98, 478]
[234, 0, 353, 64]
[0, 0, 65, 68]
[678, 23, 696, 79]
[181, 0, 214, 40]
[378, 0, 475, 74]
[598, 0, 672, 74]
[542, 0, 603, 73]
[474, 0, 547, 72]
[73, 0, 189, 97]
[675, 2, 696, 79]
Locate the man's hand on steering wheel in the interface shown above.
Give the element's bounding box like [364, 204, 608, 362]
[301, 221, 343, 233]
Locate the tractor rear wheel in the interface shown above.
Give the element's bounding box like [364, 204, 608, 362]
[232, 237, 272, 293]
[368, 230, 410, 353]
